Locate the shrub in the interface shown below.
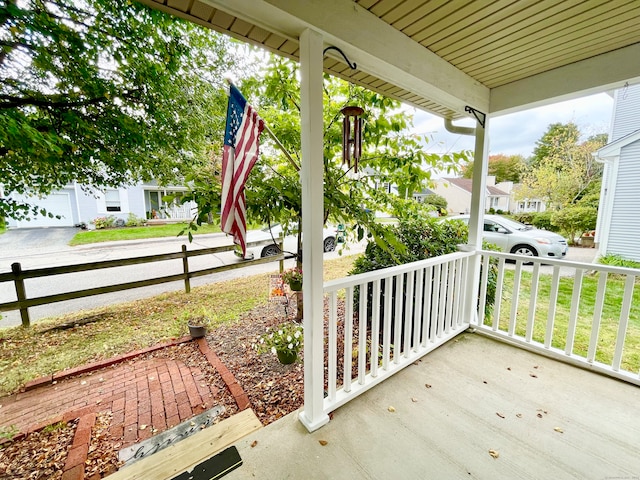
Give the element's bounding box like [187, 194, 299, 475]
[126, 212, 146, 227]
[350, 217, 497, 340]
[92, 215, 117, 229]
[551, 205, 597, 244]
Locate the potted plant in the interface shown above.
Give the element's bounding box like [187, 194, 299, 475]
[184, 308, 212, 339]
[256, 322, 303, 364]
[282, 267, 303, 292]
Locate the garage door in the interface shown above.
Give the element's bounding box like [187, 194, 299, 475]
[16, 193, 74, 228]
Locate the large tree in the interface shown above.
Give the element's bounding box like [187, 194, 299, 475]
[461, 153, 525, 183]
[0, 0, 240, 220]
[518, 122, 605, 209]
[517, 122, 606, 242]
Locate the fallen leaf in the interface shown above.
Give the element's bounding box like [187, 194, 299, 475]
[496, 412, 505, 419]
[388, 406, 396, 413]
[250, 440, 258, 448]
[554, 427, 564, 433]
[488, 449, 499, 459]
[318, 440, 328, 446]
[411, 397, 418, 403]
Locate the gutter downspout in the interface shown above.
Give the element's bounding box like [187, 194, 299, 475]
[445, 115, 489, 327]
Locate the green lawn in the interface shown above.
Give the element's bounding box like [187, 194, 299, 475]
[69, 222, 222, 245]
[491, 269, 640, 373]
[0, 254, 358, 396]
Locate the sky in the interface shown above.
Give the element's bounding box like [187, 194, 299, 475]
[409, 92, 614, 159]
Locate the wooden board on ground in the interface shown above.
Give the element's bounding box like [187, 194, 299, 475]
[107, 409, 262, 480]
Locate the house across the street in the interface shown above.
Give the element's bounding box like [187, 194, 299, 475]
[4, 181, 196, 229]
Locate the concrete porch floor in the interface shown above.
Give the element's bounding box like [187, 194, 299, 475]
[226, 332, 640, 480]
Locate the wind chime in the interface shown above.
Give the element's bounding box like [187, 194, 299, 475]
[341, 105, 364, 173]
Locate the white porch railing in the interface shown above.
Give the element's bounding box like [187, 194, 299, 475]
[305, 249, 640, 430]
[474, 250, 640, 387]
[161, 201, 197, 220]
[321, 251, 473, 414]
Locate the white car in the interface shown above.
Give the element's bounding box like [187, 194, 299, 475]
[446, 214, 569, 259]
[239, 223, 339, 259]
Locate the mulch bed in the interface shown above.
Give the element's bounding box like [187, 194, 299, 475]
[0, 297, 361, 478]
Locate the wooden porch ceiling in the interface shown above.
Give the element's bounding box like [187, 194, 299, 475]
[139, 0, 640, 119]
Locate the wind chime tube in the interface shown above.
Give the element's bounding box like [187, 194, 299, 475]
[354, 117, 362, 172]
[342, 116, 350, 169]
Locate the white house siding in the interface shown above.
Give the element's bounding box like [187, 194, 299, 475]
[610, 85, 640, 142]
[606, 141, 640, 262]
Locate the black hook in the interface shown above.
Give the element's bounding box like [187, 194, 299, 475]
[323, 46, 357, 70]
[464, 106, 486, 129]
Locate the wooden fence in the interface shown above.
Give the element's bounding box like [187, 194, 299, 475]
[0, 239, 284, 327]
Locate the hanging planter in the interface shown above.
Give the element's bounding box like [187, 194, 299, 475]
[282, 267, 303, 292]
[289, 280, 302, 292]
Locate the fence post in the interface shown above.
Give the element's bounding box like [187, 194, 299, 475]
[182, 245, 191, 293]
[11, 262, 30, 327]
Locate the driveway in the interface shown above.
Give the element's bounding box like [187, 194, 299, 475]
[0, 227, 79, 258]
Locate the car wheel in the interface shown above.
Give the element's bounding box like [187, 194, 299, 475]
[260, 244, 281, 257]
[323, 236, 336, 252]
[511, 244, 538, 257]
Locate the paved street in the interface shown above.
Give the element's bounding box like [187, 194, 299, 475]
[0, 228, 363, 327]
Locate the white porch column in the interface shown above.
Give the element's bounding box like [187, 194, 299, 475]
[298, 28, 330, 432]
[462, 115, 490, 326]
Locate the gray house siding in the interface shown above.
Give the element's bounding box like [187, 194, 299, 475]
[611, 86, 640, 142]
[607, 142, 640, 261]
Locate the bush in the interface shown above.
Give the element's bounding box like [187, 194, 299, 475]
[513, 211, 556, 232]
[551, 205, 597, 244]
[350, 217, 497, 342]
[126, 212, 146, 227]
[92, 215, 117, 229]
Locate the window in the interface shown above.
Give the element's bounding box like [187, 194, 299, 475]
[105, 190, 121, 212]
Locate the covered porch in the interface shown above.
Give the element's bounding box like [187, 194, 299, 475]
[134, 1, 640, 475]
[227, 330, 640, 479]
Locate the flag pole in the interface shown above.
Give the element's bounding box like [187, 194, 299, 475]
[226, 79, 300, 172]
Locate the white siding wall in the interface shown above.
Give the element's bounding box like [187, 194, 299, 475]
[610, 85, 640, 141]
[607, 142, 640, 262]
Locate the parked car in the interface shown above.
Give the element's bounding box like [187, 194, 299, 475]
[445, 214, 568, 259]
[238, 223, 338, 260]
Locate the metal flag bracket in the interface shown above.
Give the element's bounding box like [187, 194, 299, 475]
[464, 106, 486, 129]
[323, 46, 357, 70]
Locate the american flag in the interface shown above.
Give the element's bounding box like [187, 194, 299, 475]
[220, 84, 265, 257]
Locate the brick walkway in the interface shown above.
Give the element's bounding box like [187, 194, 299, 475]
[0, 336, 251, 479]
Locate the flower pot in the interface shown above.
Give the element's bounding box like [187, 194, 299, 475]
[188, 324, 207, 339]
[289, 280, 302, 292]
[276, 350, 297, 365]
